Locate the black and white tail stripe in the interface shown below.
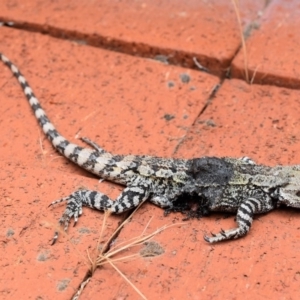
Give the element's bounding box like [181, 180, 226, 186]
[1, 54, 65, 144]
[0, 53, 124, 182]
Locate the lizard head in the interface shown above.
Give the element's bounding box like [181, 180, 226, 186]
[277, 186, 300, 208]
[276, 165, 300, 208]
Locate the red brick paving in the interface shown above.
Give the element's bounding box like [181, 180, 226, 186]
[232, 0, 300, 88]
[0, 0, 265, 75]
[1, 1, 300, 299]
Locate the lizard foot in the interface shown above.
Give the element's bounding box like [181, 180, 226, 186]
[204, 227, 246, 243]
[49, 191, 85, 245]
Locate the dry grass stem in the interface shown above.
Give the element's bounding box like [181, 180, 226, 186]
[141, 216, 153, 236]
[231, 0, 249, 82]
[250, 65, 260, 84]
[38, 135, 45, 154]
[99, 201, 145, 254]
[81, 109, 100, 122]
[96, 253, 139, 266]
[90, 200, 184, 299]
[105, 257, 148, 300]
[97, 210, 110, 254]
[49, 155, 67, 162]
[193, 57, 209, 72]
[55, 197, 184, 298]
[96, 222, 184, 265]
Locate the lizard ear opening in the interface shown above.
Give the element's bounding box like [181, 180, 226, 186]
[296, 191, 300, 197]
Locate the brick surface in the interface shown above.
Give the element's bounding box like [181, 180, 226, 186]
[232, 0, 300, 88]
[178, 79, 300, 165]
[1, 163, 94, 299]
[0, 0, 265, 75]
[84, 208, 300, 300]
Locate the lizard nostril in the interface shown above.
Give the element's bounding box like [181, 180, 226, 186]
[296, 191, 300, 197]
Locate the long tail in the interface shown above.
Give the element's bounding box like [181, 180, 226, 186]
[0, 53, 120, 180]
[1, 53, 75, 150]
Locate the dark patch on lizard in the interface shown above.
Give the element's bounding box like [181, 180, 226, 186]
[183, 157, 236, 211]
[149, 162, 178, 174]
[189, 157, 234, 186]
[68, 146, 84, 163]
[47, 129, 60, 141]
[56, 140, 70, 154]
[164, 192, 210, 219]
[81, 151, 101, 169]
[111, 155, 125, 162]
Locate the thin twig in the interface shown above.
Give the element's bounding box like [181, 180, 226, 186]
[96, 223, 184, 265]
[97, 210, 110, 255]
[231, 0, 249, 83]
[141, 216, 153, 236]
[98, 200, 147, 255]
[96, 253, 139, 266]
[106, 258, 148, 300]
[250, 65, 260, 85]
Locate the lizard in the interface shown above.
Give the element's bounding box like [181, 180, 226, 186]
[1, 52, 300, 244]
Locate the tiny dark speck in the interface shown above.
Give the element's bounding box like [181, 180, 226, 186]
[206, 119, 216, 127]
[57, 279, 70, 291]
[163, 114, 175, 121]
[6, 228, 14, 237]
[37, 252, 48, 261]
[154, 55, 169, 64]
[180, 73, 191, 83]
[78, 227, 91, 234]
[167, 81, 175, 88]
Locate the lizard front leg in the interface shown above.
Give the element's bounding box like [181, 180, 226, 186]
[49, 182, 150, 244]
[204, 197, 272, 243]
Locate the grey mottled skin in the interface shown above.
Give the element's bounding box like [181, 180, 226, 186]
[2, 53, 300, 244]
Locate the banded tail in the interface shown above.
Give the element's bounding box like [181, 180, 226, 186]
[0, 53, 124, 182]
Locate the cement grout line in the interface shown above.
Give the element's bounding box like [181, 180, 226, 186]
[0, 20, 226, 76]
[2, 16, 300, 91]
[171, 78, 223, 156]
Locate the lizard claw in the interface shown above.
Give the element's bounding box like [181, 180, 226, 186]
[203, 234, 211, 243]
[220, 228, 227, 237]
[51, 231, 59, 245]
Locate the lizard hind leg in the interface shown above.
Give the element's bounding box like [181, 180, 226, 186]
[80, 137, 108, 154]
[204, 197, 263, 243]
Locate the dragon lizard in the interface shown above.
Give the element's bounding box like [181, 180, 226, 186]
[1, 52, 300, 244]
